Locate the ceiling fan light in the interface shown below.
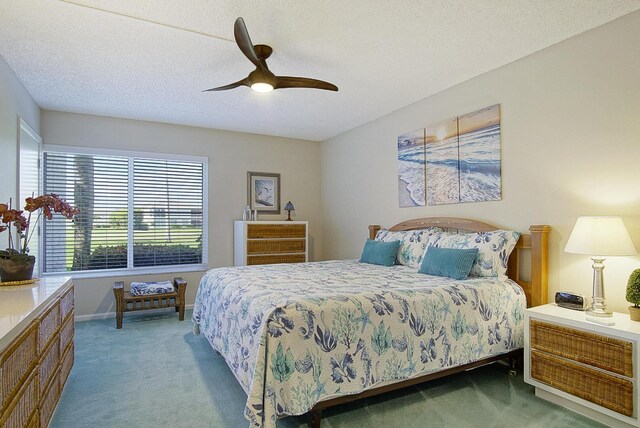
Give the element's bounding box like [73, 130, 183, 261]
[251, 82, 274, 93]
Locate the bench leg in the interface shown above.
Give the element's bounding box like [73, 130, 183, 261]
[178, 301, 185, 321]
[113, 281, 124, 329]
[174, 277, 187, 321]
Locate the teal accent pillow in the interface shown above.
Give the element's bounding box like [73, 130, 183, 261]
[360, 239, 400, 266]
[418, 247, 479, 280]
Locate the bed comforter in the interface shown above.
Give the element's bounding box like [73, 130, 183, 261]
[192, 260, 526, 427]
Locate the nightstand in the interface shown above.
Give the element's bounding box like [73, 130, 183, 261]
[525, 304, 640, 427]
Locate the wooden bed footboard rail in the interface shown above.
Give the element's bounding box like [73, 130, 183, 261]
[368, 219, 551, 308]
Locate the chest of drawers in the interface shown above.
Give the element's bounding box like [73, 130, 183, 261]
[0, 278, 74, 428]
[234, 221, 308, 266]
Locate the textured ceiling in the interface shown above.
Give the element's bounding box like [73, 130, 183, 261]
[1, 1, 639, 141]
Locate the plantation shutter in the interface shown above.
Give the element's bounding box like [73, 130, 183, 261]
[42, 149, 206, 274]
[133, 158, 204, 267]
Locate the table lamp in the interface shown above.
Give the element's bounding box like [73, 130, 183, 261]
[565, 216, 637, 324]
[284, 201, 295, 221]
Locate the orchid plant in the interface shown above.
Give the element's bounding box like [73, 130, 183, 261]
[0, 194, 78, 262]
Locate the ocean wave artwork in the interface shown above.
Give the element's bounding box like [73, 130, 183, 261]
[458, 104, 501, 203]
[398, 104, 501, 208]
[397, 128, 426, 207]
[426, 117, 460, 205]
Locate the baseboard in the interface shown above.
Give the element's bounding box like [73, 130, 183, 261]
[75, 304, 194, 322]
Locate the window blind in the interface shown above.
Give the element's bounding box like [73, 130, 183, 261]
[43, 150, 206, 274]
[133, 158, 203, 267]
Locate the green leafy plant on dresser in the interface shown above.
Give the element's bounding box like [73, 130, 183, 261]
[626, 268, 640, 321]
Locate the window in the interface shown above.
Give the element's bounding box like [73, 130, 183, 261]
[42, 146, 207, 276]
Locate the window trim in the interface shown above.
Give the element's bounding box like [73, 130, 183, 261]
[41, 144, 209, 279]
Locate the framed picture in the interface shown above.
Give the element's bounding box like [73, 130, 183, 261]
[247, 171, 280, 214]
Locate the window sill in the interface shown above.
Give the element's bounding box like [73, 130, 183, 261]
[42, 264, 209, 280]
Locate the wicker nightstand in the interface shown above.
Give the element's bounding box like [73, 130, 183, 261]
[525, 304, 640, 427]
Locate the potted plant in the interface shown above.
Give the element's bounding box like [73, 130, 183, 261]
[626, 269, 640, 321]
[0, 194, 78, 282]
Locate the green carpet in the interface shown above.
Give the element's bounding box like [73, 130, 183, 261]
[50, 310, 605, 428]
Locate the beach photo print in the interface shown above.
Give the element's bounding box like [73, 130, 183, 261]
[397, 104, 502, 207]
[397, 128, 426, 207]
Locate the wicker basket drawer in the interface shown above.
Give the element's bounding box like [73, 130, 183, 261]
[38, 301, 61, 355]
[60, 286, 74, 322]
[60, 343, 74, 388]
[247, 224, 306, 239]
[530, 320, 633, 377]
[531, 349, 633, 416]
[0, 322, 38, 411]
[59, 315, 74, 356]
[26, 412, 38, 428]
[39, 368, 60, 428]
[38, 336, 60, 394]
[0, 370, 37, 428]
[247, 254, 306, 265]
[247, 239, 305, 255]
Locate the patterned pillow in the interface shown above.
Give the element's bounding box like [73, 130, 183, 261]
[376, 227, 443, 268]
[426, 230, 521, 277]
[131, 280, 175, 296]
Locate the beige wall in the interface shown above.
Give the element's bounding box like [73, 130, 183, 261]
[0, 56, 40, 204]
[321, 12, 640, 313]
[41, 111, 323, 317]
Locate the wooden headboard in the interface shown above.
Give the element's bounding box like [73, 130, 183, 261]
[368, 217, 551, 308]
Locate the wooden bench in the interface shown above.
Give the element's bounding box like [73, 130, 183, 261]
[113, 277, 187, 329]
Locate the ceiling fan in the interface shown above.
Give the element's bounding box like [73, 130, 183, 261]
[204, 17, 338, 94]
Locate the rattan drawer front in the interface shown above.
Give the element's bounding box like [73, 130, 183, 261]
[247, 254, 306, 265]
[531, 349, 633, 417]
[0, 370, 37, 428]
[38, 336, 60, 394]
[0, 322, 38, 411]
[247, 239, 305, 255]
[39, 368, 60, 428]
[59, 314, 74, 356]
[530, 320, 633, 377]
[38, 301, 61, 355]
[25, 412, 38, 428]
[60, 286, 74, 322]
[247, 224, 306, 239]
[60, 343, 74, 388]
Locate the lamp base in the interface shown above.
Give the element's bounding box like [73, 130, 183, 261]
[585, 306, 612, 318]
[585, 314, 616, 326]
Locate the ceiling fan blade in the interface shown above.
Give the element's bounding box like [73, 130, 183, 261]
[274, 76, 338, 91]
[234, 17, 262, 69]
[202, 78, 249, 92]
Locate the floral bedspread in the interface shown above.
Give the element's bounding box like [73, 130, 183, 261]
[192, 260, 526, 428]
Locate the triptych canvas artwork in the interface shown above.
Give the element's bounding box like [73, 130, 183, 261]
[397, 104, 502, 207]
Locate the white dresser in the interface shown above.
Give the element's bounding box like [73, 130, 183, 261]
[234, 221, 308, 266]
[0, 277, 74, 428]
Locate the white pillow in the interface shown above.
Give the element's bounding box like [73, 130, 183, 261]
[425, 230, 521, 277]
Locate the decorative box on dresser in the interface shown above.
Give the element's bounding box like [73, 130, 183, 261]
[525, 304, 640, 427]
[0, 277, 74, 428]
[234, 221, 308, 266]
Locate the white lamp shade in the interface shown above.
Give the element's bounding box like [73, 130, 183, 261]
[565, 216, 637, 256]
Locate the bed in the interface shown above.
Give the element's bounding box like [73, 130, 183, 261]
[192, 217, 550, 428]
